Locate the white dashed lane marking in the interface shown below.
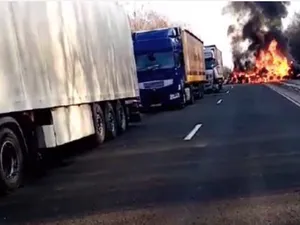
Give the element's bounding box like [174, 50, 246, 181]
[184, 124, 202, 141]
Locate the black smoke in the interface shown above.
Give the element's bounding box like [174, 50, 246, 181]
[286, 13, 300, 64]
[223, 1, 290, 72]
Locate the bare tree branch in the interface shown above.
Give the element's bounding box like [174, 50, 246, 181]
[119, 2, 190, 32]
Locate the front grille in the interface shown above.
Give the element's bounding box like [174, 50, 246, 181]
[144, 80, 164, 89]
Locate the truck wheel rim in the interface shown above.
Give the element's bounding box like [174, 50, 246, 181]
[1, 141, 19, 180]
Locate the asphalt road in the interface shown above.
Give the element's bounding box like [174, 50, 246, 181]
[2, 84, 300, 224]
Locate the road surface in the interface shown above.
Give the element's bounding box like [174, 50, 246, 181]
[2, 84, 300, 225]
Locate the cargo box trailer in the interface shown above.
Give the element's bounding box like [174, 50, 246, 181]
[0, 1, 140, 193]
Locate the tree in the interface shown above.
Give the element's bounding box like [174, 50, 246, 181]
[120, 2, 190, 32]
[129, 9, 171, 31]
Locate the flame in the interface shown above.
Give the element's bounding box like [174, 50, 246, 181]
[231, 40, 291, 84]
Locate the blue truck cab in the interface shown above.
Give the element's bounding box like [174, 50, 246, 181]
[132, 27, 206, 110]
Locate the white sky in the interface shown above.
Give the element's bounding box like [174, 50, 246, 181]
[121, 1, 300, 69]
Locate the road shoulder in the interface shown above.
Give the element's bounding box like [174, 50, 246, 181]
[265, 83, 300, 108]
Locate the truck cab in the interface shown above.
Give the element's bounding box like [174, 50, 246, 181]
[132, 28, 186, 110]
[204, 45, 224, 92]
[133, 28, 206, 110]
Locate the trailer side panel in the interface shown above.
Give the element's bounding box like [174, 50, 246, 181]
[0, 1, 138, 114]
[181, 30, 206, 83]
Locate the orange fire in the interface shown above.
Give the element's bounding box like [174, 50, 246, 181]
[231, 40, 291, 84]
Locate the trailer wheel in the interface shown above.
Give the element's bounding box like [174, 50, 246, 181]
[104, 102, 117, 140]
[0, 127, 24, 193]
[92, 103, 106, 144]
[194, 87, 200, 100]
[188, 87, 195, 105]
[199, 84, 204, 99]
[115, 101, 128, 134]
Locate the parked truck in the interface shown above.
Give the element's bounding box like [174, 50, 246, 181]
[0, 1, 140, 193]
[132, 27, 206, 110]
[204, 45, 224, 92]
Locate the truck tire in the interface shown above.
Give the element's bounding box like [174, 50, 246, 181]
[92, 103, 106, 144]
[188, 87, 195, 105]
[104, 102, 117, 140]
[0, 127, 24, 193]
[115, 101, 128, 134]
[176, 91, 186, 109]
[214, 86, 220, 93]
[199, 84, 204, 99]
[194, 87, 200, 100]
[219, 84, 223, 91]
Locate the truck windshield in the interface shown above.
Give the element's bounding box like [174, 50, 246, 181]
[205, 58, 216, 70]
[136, 52, 175, 71]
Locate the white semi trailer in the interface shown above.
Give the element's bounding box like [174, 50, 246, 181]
[0, 1, 140, 193]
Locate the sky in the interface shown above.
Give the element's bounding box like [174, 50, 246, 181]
[121, 1, 300, 69]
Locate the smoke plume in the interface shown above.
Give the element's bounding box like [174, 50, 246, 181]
[223, 1, 290, 71]
[286, 12, 300, 64]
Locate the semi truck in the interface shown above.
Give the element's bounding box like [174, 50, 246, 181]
[204, 45, 224, 92]
[132, 27, 206, 110]
[0, 1, 140, 193]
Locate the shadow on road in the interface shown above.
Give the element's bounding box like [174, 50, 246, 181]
[1, 131, 300, 224]
[1, 84, 300, 224]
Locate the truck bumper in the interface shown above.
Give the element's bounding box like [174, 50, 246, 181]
[140, 88, 181, 109]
